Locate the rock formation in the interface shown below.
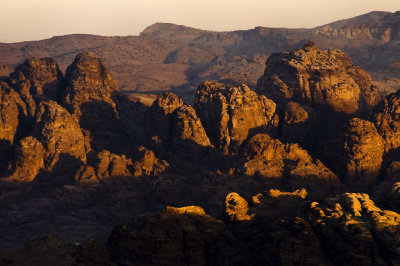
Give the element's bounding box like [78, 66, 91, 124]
[4, 137, 45, 182]
[374, 90, 400, 155]
[0, 82, 26, 145]
[63, 52, 125, 152]
[0, 82, 27, 171]
[63, 52, 119, 116]
[33, 100, 87, 169]
[194, 81, 279, 153]
[8, 58, 64, 117]
[257, 42, 381, 115]
[240, 133, 340, 196]
[145, 91, 183, 147]
[342, 118, 384, 185]
[170, 105, 211, 150]
[280, 101, 315, 144]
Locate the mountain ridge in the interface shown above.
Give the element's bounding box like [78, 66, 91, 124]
[0, 11, 399, 103]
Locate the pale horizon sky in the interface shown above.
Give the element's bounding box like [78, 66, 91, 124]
[1, 0, 398, 43]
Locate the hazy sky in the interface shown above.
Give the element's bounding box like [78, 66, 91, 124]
[1, 0, 398, 43]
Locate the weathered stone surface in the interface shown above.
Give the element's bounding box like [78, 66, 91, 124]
[4, 137, 45, 182]
[194, 81, 279, 153]
[63, 52, 119, 116]
[241, 134, 340, 196]
[374, 90, 400, 155]
[342, 118, 384, 185]
[281, 101, 315, 144]
[94, 147, 167, 180]
[170, 105, 211, 149]
[0, 82, 26, 144]
[145, 92, 183, 146]
[9, 57, 64, 102]
[62, 52, 126, 153]
[225, 192, 253, 222]
[310, 193, 400, 265]
[0, 82, 27, 171]
[257, 41, 381, 115]
[33, 101, 87, 169]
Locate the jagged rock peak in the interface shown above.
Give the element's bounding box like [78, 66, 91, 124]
[257, 42, 381, 115]
[194, 81, 279, 154]
[63, 52, 118, 113]
[8, 57, 64, 101]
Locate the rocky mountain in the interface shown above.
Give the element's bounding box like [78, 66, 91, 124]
[0, 11, 399, 104]
[1, 38, 400, 264]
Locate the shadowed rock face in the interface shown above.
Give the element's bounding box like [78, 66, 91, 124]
[194, 81, 279, 154]
[281, 101, 315, 144]
[145, 92, 184, 147]
[240, 134, 340, 197]
[170, 105, 211, 149]
[257, 42, 381, 116]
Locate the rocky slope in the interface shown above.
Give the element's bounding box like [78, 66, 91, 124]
[0, 11, 399, 103]
[0, 42, 400, 264]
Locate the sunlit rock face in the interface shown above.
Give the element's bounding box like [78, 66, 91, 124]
[257, 42, 381, 116]
[194, 81, 279, 154]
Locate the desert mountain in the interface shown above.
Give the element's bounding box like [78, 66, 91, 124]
[0, 11, 399, 103]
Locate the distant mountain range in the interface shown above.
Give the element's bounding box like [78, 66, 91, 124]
[0, 11, 399, 103]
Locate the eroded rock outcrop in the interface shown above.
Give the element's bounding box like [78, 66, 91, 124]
[77, 147, 167, 182]
[8, 58, 64, 117]
[170, 105, 211, 150]
[0, 82, 27, 171]
[310, 193, 400, 265]
[374, 90, 400, 156]
[225, 192, 253, 222]
[257, 41, 381, 115]
[342, 118, 384, 185]
[63, 52, 119, 116]
[0, 82, 27, 145]
[240, 134, 340, 196]
[194, 81, 279, 153]
[63, 52, 125, 152]
[145, 91, 183, 148]
[4, 137, 45, 182]
[33, 101, 87, 169]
